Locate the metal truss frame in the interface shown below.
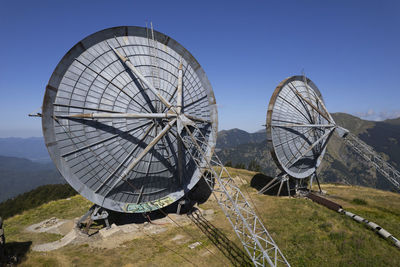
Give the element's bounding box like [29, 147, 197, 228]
[178, 123, 290, 266]
[258, 173, 290, 196]
[344, 133, 400, 191]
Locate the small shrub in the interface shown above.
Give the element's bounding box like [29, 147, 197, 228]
[351, 198, 368, 205]
[234, 162, 246, 169]
[247, 160, 261, 172]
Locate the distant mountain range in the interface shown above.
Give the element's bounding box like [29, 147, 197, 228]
[0, 137, 61, 202]
[0, 156, 63, 202]
[216, 113, 400, 192]
[217, 128, 266, 149]
[1, 112, 399, 203]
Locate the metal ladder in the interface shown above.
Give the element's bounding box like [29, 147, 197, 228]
[343, 132, 400, 191]
[148, 23, 161, 105]
[178, 123, 290, 266]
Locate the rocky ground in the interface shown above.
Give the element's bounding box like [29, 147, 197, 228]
[25, 209, 214, 252]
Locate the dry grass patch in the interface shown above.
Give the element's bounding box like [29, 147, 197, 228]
[3, 169, 400, 266]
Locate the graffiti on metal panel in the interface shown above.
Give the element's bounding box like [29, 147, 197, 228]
[124, 196, 175, 213]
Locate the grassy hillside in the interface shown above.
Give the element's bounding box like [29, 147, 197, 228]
[0, 184, 77, 220]
[2, 168, 400, 266]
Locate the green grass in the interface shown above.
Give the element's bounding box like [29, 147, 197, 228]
[3, 168, 400, 266]
[0, 184, 78, 220]
[351, 198, 368, 205]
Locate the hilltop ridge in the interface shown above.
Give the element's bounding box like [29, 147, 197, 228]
[2, 168, 400, 266]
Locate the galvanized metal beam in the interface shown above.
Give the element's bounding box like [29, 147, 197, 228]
[60, 112, 176, 119]
[343, 133, 400, 191]
[304, 82, 336, 124]
[177, 123, 290, 266]
[177, 59, 183, 114]
[94, 123, 155, 194]
[271, 123, 335, 128]
[61, 121, 153, 158]
[108, 43, 175, 111]
[289, 84, 331, 123]
[103, 118, 177, 196]
[287, 127, 335, 168]
[73, 58, 152, 114]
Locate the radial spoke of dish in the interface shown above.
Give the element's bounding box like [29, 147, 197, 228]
[291, 87, 331, 123]
[53, 103, 121, 114]
[287, 127, 336, 168]
[176, 57, 185, 185]
[103, 118, 178, 196]
[176, 58, 183, 114]
[60, 121, 153, 158]
[108, 42, 175, 111]
[271, 123, 335, 128]
[184, 114, 211, 124]
[59, 112, 177, 119]
[94, 123, 155, 194]
[287, 82, 314, 121]
[304, 82, 336, 123]
[302, 76, 318, 123]
[73, 58, 151, 114]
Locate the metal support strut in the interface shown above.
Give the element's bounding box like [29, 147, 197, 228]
[258, 173, 290, 196]
[178, 123, 290, 266]
[77, 205, 110, 234]
[309, 172, 322, 194]
[343, 132, 400, 192]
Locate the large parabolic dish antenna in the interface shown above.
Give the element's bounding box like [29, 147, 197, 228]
[42, 26, 217, 213]
[41, 25, 290, 266]
[267, 76, 335, 179]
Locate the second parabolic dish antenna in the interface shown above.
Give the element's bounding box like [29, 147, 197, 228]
[267, 75, 334, 179]
[262, 75, 400, 196]
[42, 26, 217, 213]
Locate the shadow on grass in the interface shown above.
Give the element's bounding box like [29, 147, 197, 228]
[188, 209, 252, 267]
[106, 175, 214, 226]
[1, 241, 32, 265]
[250, 173, 293, 196]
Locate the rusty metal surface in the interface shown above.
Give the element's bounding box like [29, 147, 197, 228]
[308, 193, 400, 249]
[307, 192, 342, 211]
[42, 26, 218, 213]
[266, 76, 333, 179]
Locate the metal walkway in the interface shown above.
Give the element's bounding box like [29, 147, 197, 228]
[344, 133, 400, 191]
[178, 123, 290, 266]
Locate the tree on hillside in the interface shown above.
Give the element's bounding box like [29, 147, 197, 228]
[0, 184, 77, 220]
[234, 162, 246, 169]
[225, 161, 233, 167]
[247, 160, 261, 172]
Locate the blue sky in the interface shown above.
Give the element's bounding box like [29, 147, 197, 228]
[0, 0, 399, 137]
